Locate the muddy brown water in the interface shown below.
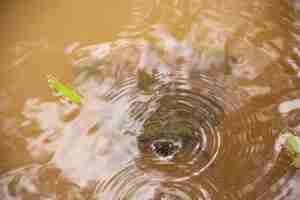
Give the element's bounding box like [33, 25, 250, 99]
[1, 0, 300, 199]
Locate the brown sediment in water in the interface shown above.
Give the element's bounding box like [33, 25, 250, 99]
[1, 0, 300, 199]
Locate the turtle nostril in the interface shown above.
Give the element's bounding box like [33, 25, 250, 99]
[151, 139, 180, 159]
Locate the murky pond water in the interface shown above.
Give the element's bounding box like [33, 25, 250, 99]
[1, 0, 300, 199]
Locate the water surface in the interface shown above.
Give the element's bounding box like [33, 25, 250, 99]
[1, 0, 300, 199]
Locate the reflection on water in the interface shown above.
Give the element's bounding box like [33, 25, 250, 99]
[1, 0, 300, 199]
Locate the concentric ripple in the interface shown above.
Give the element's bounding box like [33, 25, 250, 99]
[2, 0, 300, 199]
[105, 69, 226, 180]
[93, 164, 216, 200]
[67, 1, 300, 193]
[135, 77, 225, 179]
[103, 61, 296, 198]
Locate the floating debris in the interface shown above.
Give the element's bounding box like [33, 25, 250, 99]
[46, 74, 81, 105]
[281, 130, 300, 168]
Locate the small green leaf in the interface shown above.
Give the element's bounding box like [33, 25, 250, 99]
[281, 130, 300, 168]
[46, 74, 81, 104]
[285, 134, 300, 155]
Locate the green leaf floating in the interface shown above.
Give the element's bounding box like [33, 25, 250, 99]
[46, 74, 81, 104]
[286, 135, 300, 154]
[282, 131, 300, 154]
[281, 130, 300, 168]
